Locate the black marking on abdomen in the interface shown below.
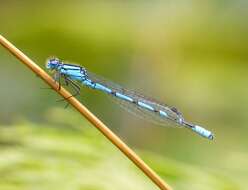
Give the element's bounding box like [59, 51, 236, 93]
[132, 100, 138, 104]
[111, 91, 116, 96]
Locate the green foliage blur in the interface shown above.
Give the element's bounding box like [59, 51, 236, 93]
[0, 1, 247, 189]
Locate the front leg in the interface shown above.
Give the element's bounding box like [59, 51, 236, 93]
[53, 72, 62, 90]
[56, 76, 81, 108]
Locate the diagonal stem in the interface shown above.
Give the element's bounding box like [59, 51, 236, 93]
[0, 34, 172, 190]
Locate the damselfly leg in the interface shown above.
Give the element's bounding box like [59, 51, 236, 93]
[56, 75, 81, 108]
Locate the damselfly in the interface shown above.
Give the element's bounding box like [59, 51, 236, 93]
[46, 58, 214, 140]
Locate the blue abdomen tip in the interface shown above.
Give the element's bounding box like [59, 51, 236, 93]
[193, 125, 214, 140]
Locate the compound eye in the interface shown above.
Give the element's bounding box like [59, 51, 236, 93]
[50, 58, 59, 64]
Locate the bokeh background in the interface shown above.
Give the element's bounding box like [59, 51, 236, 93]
[0, 1, 248, 190]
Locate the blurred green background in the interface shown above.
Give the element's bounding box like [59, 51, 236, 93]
[0, 1, 247, 190]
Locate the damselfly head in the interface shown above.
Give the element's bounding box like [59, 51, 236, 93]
[46, 58, 61, 70]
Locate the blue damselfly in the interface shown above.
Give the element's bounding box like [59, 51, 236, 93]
[46, 58, 214, 140]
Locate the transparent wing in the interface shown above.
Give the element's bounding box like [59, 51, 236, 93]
[112, 95, 181, 127]
[87, 71, 184, 127]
